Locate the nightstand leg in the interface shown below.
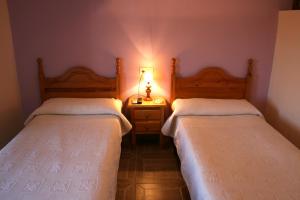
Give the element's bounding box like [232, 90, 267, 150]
[160, 133, 164, 148]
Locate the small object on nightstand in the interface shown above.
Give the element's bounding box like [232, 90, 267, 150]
[131, 97, 143, 104]
[127, 95, 166, 147]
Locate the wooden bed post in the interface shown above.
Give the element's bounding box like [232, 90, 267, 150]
[170, 58, 176, 103]
[37, 58, 46, 102]
[116, 57, 121, 99]
[246, 58, 254, 101]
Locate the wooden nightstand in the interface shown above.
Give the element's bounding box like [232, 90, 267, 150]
[127, 96, 166, 146]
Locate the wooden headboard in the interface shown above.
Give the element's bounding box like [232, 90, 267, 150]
[38, 58, 121, 102]
[170, 58, 253, 103]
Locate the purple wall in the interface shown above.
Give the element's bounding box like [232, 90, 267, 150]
[8, 0, 292, 117]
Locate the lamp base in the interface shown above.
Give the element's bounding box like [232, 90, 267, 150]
[143, 96, 152, 101]
[144, 83, 152, 101]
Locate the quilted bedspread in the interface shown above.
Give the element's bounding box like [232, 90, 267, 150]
[173, 115, 300, 200]
[0, 115, 123, 200]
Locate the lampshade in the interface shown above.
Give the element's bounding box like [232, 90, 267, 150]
[139, 66, 154, 101]
[143, 71, 153, 83]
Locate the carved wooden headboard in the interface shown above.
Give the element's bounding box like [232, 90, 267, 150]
[170, 58, 253, 103]
[38, 58, 121, 102]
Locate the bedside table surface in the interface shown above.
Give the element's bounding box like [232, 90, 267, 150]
[128, 96, 166, 107]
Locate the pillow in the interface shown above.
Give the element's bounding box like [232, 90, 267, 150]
[24, 98, 132, 135]
[162, 98, 262, 137]
[29, 98, 122, 115]
[171, 98, 262, 117]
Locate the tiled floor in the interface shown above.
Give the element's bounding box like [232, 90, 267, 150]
[116, 135, 191, 200]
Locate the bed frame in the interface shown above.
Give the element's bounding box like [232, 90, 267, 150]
[170, 58, 253, 102]
[37, 58, 121, 102]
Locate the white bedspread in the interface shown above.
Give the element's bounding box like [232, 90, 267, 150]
[174, 115, 300, 200]
[0, 115, 123, 200]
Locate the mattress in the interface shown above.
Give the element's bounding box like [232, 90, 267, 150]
[0, 114, 122, 200]
[174, 115, 300, 200]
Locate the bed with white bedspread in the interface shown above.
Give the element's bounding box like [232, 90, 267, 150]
[162, 98, 300, 200]
[0, 98, 131, 200]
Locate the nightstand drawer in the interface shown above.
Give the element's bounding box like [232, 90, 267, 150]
[134, 109, 161, 120]
[127, 95, 167, 146]
[135, 121, 161, 132]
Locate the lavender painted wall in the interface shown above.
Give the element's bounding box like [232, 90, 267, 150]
[8, 0, 292, 117]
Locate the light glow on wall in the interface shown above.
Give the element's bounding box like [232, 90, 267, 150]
[130, 60, 165, 99]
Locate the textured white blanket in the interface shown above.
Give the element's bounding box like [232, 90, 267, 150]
[0, 98, 132, 200]
[0, 115, 122, 200]
[162, 98, 300, 200]
[174, 115, 300, 200]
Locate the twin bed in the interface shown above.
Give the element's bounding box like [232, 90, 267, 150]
[162, 58, 300, 200]
[0, 58, 131, 200]
[1, 57, 299, 200]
